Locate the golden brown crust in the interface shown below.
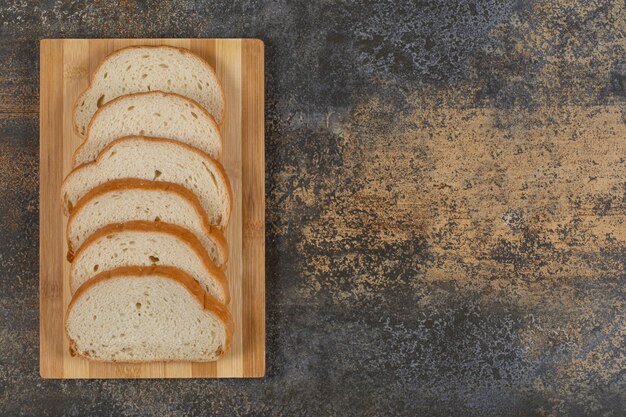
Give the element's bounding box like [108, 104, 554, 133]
[66, 265, 234, 362]
[62, 135, 233, 228]
[66, 178, 229, 260]
[71, 220, 230, 303]
[72, 45, 225, 137]
[73, 90, 222, 167]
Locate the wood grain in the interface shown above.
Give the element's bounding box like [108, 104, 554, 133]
[39, 38, 265, 379]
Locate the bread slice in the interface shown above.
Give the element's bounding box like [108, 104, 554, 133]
[62, 136, 232, 228]
[66, 179, 227, 267]
[71, 221, 229, 304]
[66, 266, 233, 362]
[73, 91, 221, 167]
[73, 45, 224, 136]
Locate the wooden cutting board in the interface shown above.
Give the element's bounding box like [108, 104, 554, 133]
[39, 38, 265, 378]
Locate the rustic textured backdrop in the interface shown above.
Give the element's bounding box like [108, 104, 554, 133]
[0, 1, 624, 416]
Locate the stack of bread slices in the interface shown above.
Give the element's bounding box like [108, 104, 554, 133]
[62, 46, 234, 362]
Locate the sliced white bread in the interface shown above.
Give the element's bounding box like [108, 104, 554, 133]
[66, 266, 233, 362]
[71, 221, 229, 304]
[62, 136, 232, 228]
[73, 45, 224, 136]
[66, 179, 227, 267]
[73, 91, 221, 167]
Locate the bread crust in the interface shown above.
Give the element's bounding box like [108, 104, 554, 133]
[71, 220, 230, 303]
[73, 90, 223, 167]
[66, 265, 234, 362]
[62, 135, 233, 228]
[72, 45, 225, 137]
[66, 178, 229, 261]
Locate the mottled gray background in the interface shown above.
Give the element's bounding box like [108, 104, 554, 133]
[0, 1, 625, 416]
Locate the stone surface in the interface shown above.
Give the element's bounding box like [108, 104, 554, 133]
[0, 0, 625, 416]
